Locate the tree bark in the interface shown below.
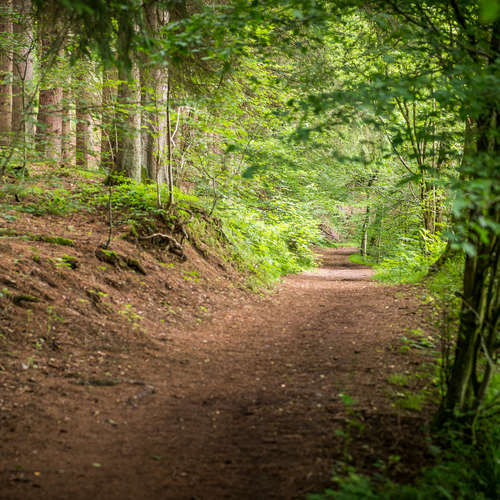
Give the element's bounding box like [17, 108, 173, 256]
[0, 0, 12, 147]
[60, 85, 72, 165]
[114, 59, 141, 180]
[140, 3, 169, 186]
[113, 14, 141, 181]
[35, 18, 63, 163]
[36, 87, 62, 161]
[166, 70, 173, 207]
[360, 205, 370, 257]
[100, 66, 117, 170]
[11, 0, 33, 153]
[75, 84, 90, 169]
[360, 173, 377, 256]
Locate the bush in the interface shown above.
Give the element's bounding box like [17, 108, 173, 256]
[373, 229, 446, 284]
[308, 416, 500, 500]
[217, 200, 322, 285]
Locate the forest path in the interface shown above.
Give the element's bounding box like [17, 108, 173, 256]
[1, 247, 432, 500]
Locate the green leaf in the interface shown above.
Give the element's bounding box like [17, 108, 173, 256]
[480, 0, 500, 22]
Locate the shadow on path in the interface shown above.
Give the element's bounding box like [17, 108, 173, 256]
[1, 247, 432, 500]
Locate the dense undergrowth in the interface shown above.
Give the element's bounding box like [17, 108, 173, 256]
[309, 417, 500, 499]
[0, 168, 326, 287]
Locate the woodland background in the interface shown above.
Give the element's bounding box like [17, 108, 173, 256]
[1, 0, 500, 497]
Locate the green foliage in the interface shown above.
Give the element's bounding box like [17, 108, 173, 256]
[308, 418, 500, 500]
[400, 328, 436, 351]
[393, 391, 426, 412]
[373, 230, 446, 284]
[79, 177, 200, 224]
[426, 256, 464, 304]
[218, 199, 322, 285]
[348, 253, 373, 266]
[0, 183, 86, 216]
[480, 0, 500, 22]
[387, 373, 410, 387]
[57, 254, 79, 269]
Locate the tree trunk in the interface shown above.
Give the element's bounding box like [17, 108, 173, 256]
[441, 236, 497, 419]
[75, 84, 90, 169]
[113, 16, 141, 181]
[141, 65, 161, 181]
[0, 0, 12, 147]
[101, 66, 117, 170]
[140, 3, 169, 186]
[35, 20, 63, 163]
[60, 85, 72, 166]
[369, 206, 383, 262]
[11, 0, 33, 156]
[114, 59, 141, 181]
[166, 71, 173, 207]
[360, 173, 377, 256]
[421, 180, 437, 234]
[141, 67, 168, 183]
[36, 86, 62, 161]
[360, 205, 370, 257]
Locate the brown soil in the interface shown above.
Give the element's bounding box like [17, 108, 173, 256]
[0, 215, 437, 500]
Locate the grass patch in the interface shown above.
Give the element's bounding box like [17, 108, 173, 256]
[348, 253, 374, 266]
[387, 373, 410, 387]
[393, 390, 427, 412]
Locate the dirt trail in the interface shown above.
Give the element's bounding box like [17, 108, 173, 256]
[1, 247, 433, 500]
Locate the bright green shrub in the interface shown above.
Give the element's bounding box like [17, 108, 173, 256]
[217, 200, 322, 285]
[374, 229, 446, 283]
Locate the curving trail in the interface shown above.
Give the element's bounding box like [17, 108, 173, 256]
[1, 247, 431, 500]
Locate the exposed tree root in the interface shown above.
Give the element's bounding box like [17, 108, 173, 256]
[139, 233, 185, 259]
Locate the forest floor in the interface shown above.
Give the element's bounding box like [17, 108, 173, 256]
[0, 213, 438, 499]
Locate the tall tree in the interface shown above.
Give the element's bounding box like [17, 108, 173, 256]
[60, 84, 72, 166]
[11, 0, 34, 157]
[140, 2, 169, 185]
[114, 61, 141, 180]
[35, 14, 63, 162]
[353, 0, 500, 423]
[0, 0, 12, 147]
[113, 14, 141, 181]
[75, 69, 91, 169]
[100, 65, 117, 170]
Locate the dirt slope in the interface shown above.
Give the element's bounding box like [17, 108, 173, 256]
[0, 245, 435, 500]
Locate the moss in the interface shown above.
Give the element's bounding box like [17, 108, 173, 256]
[11, 294, 39, 306]
[124, 257, 146, 275]
[35, 235, 74, 246]
[128, 223, 139, 238]
[0, 228, 74, 246]
[60, 254, 79, 269]
[86, 288, 100, 303]
[95, 247, 120, 266]
[95, 247, 146, 274]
